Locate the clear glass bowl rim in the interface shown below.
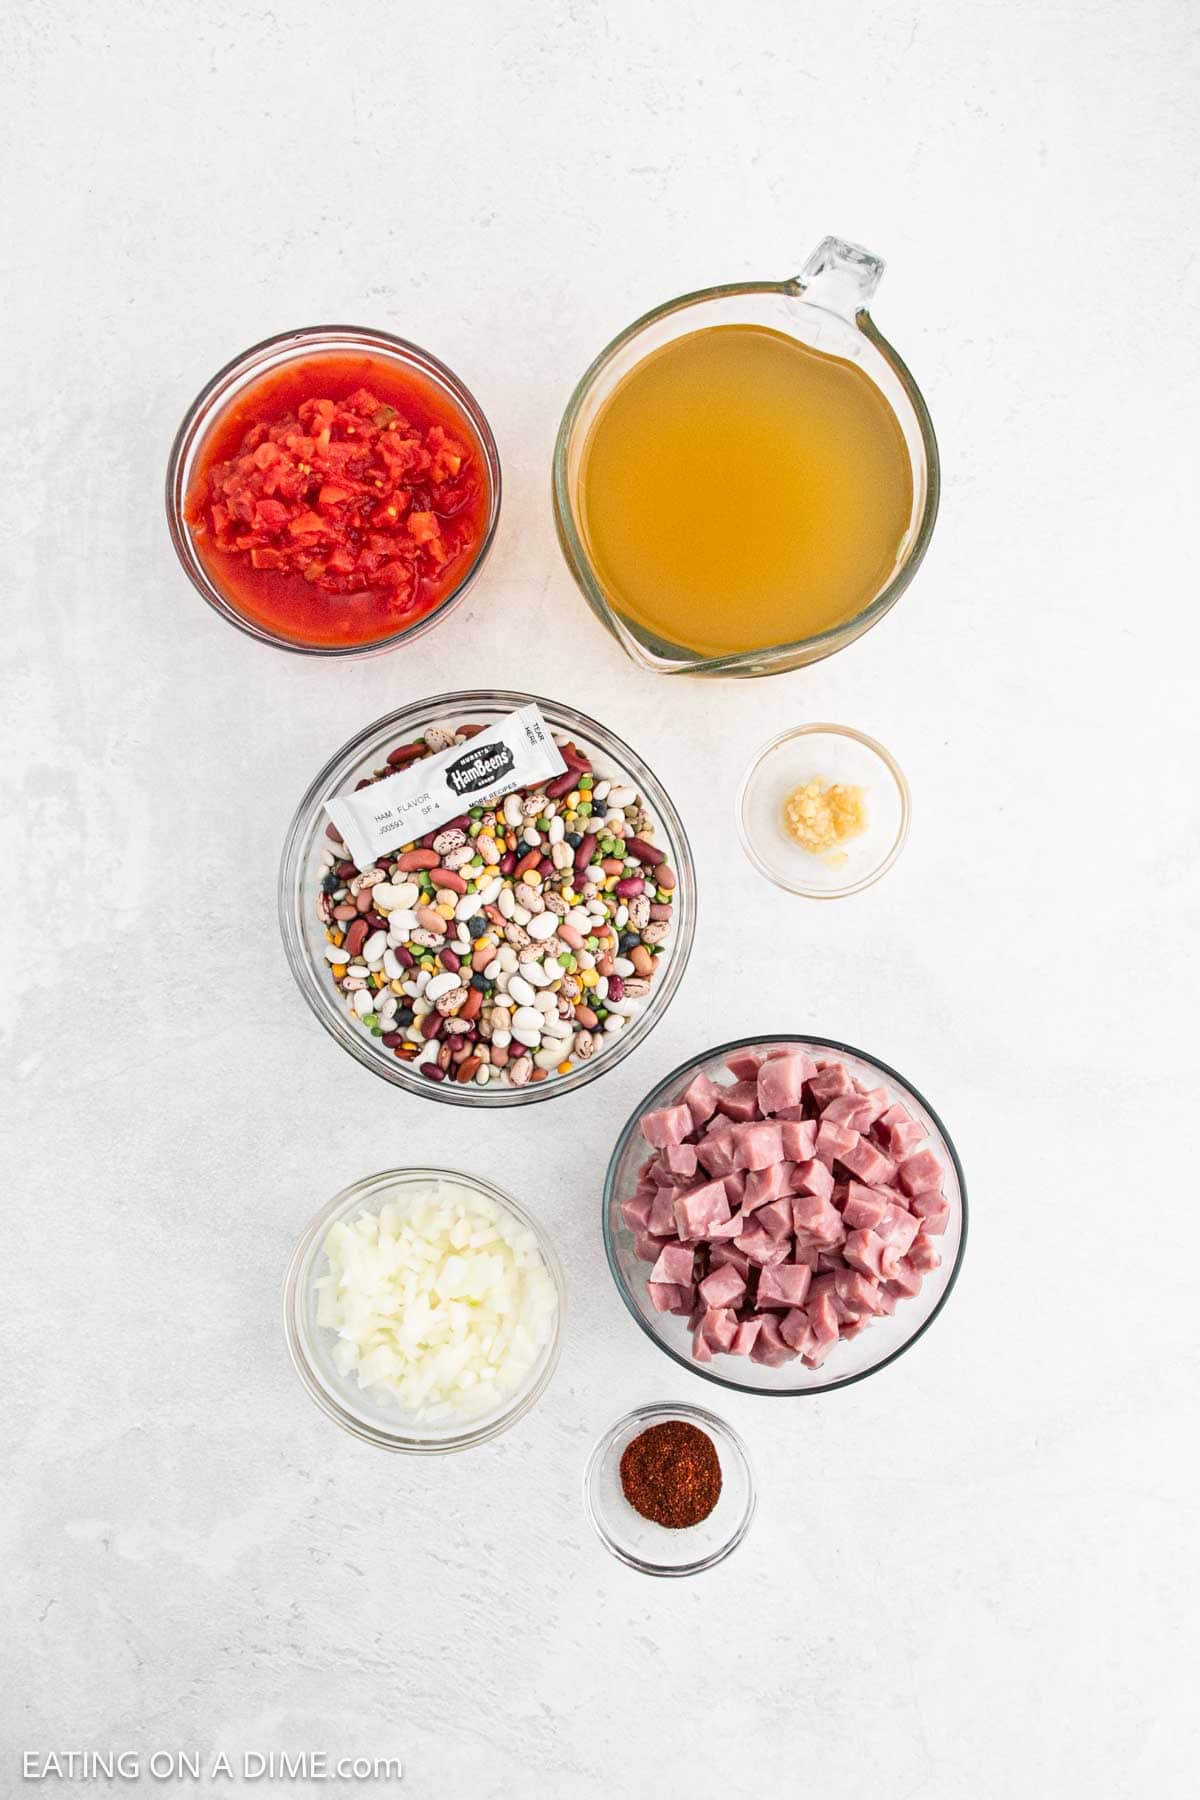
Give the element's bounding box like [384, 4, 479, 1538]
[551, 276, 941, 676]
[282, 1165, 566, 1453]
[277, 688, 697, 1106]
[583, 1399, 757, 1576]
[602, 1033, 968, 1396]
[736, 722, 912, 898]
[165, 323, 503, 657]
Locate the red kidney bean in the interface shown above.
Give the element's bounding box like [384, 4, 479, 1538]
[420, 1064, 446, 1082]
[597, 953, 615, 976]
[545, 770, 576, 799]
[440, 948, 461, 973]
[484, 904, 505, 925]
[437, 1041, 453, 1071]
[414, 907, 447, 935]
[365, 911, 387, 931]
[606, 974, 625, 1001]
[574, 833, 596, 871]
[656, 865, 676, 890]
[442, 813, 471, 831]
[355, 888, 373, 913]
[395, 944, 415, 968]
[332, 903, 356, 921]
[574, 1004, 598, 1027]
[354, 776, 372, 791]
[537, 857, 554, 877]
[460, 987, 483, 1022]
[386, 740, 426, 766]
[421, 1013, 442, 1040]
[396, 848, 439, 872]
[626, 837, 665, 866]
[381, 1030, 406, 1047]
[454, 723, 485, 739]
[457, 1056, 482, 1083]
[630, 946, 654, 977]
[615, 877, 643, 897]
[561, 741, 592, 771]
[499, 852, 517, 875]
[335, 860, 357, 879]
[343, 919, 368, 957]
[649, 903, 673, 921]
[434, 867, 467, 894]
[325, 822, 345, 845]
[471, 945, 493, 972]
[515, 849, 541, 878]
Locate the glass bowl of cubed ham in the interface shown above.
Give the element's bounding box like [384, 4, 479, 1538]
[603, 1036, 967, 1394]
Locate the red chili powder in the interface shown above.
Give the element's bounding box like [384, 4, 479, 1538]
[619, 1420, 722, 1529]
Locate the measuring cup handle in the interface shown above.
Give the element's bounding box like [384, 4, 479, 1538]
[791, 237, 885, 319]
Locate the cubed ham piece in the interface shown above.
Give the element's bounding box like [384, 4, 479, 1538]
[726, 1049, 765, 1082]
[706, 1206, 750, 1240]
[744, 1162, 794, 1210]
[856, 1087, 892, 1128]
[791, 1242, 821, 1269]
[874, 1204, 920, 1256]
[757, 1262, 813, 1309]
[834, 1268, 887, 1314]
[779, 1306, 812, 1352]
[731, 1121, 785, 1170]
[815, 1118, 857, 1168]
[897, 1146, 944, 1197]
[640, 1102, 694, 1149]
[709, 1242, 751, 1278]
[724, 1169, 747, 1207]
[841, 1184, 891, 1232]
[735, 1226, 791, 1266]
[907, 1231, 941, 1272]
[714, 1081, 761, 1122]
[699, 1306, 739, 1352]
[807, 1289, 839, 1346]
[790, 1158, 834, 1200]
[663, 1142, 698, 1177]
[621, 1191, 655, 1233]
[699, 1262, 747, 1310]
[730, 1318, 762, 1357]
[673, 1179, 731, 1241]
[791, 1192, 844, 1244]
[885, 1260, 923, 1298]
[839, 1135, 897, 1186]
[779, 1118, 817, 1161]
[635, 1232, 670, 1264]
[878, 1114, 927, 1160]
[648, 1186, 679, 1238]
[839, 1315, 870, 1338]
[756, 1052, 815, 1116]
[683, 1071, 723, 1129]
[815, 1246, 847, 1271]
[748, 1314, 797, 1366]
[843, 1229, 886, 1279]
[690, 1324, 714, 1363]
[648, 1282, 684, 1313]
[695, 1122, 740, 1177]
[909, 1192, 950, 1234]
[820, 1092, 879, 1131]
[808, 1062, 855, 1102]
[649, 1243, 696, 1287]
[756, 1197, 795, 1241]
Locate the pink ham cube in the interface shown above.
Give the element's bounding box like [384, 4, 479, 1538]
[808, 1063, 855, 1102]
[755, 1198, 795, 1241]
[673, 1179, 732, 1241]
[621, 1191, 654, 1233]
[714, 1081, 761, 1122]
[875, 1204, 920, 1256]
[779, 1306, 812, 1352]
[843, 1229, 886, 1280]
[841, 1184, 891, 1232]
[756, 1052, 815, 1116]
[730, 1318, 762, 1357]
[709, 1242, 751, 1278]
[726, 1049, 765, 1081]
[683, 1070, 723, 1129]
[779, 1118, 817, 1161]
[792, 1192, 844, 1244]
[663, 1142, 698, 1177]
[648, 1282, 684, 1313]
[648, 1186, 679, 1238]
[886, 1259, 923, 1298]
[640, 1103, 694, 1149]
[815, 1118, 857, 1168]
[757, 1262, 813, 1309]
[699, 1306, 739, 1352]
[839, 1135, 897, 1187]
[695, 1122, 739, 1178]
[649, 1243, 696, 1287]
[735, 1226, 790, 1266]
[909, 1192, 950, 1234]
[821, 1092, 879, 1132]
[731, 1121, 785, 1170]
[699, 1262, 747, 1310]
[907, 1231, 941, 1272]
[691, 1324, 714, 1363]
[807, 1288, 839, 1346]
[897, 1147, 944, 1197]
[749, 1314, 797, 1366]
[791, 1158, 834, 1200]
[635, 1232, 669, 1264]
[744, 1162, 794, 1210]
[834, 1268, 886, 1315]
[879, 1114, 927, 1160]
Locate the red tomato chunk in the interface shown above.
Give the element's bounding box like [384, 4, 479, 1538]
[195, 388, 479, 611]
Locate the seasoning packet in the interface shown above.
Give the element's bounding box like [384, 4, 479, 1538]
[326, 704, 567, 868]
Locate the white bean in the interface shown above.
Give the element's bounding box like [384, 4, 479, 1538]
[526, 912, 558, 942]
[507, 975, 537, 1007]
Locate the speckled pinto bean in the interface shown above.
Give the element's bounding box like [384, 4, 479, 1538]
[315, 715, 680, 1090]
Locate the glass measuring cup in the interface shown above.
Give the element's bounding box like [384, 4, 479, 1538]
[552, 237, 939, 678]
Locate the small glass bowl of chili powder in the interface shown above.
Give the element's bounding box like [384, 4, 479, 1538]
[166, 326, 500, 654]
[584, 1402, 755, 1576]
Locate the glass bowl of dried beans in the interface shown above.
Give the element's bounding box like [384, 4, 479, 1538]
[584, 1402, 756, 1575]
[278, 690, 696, 1106]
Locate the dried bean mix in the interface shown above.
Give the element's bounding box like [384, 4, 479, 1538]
[318, 720, 678, 1089]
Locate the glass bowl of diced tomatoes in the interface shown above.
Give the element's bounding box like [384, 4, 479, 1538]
[166, 325, 501, 655]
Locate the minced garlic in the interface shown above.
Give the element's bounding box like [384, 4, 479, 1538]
[782, 778, 868, 862]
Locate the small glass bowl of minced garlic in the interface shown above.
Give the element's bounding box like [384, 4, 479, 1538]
[736, 724, 910, 897]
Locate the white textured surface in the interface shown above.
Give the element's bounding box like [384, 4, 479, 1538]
[3, 3, 1197, 1796]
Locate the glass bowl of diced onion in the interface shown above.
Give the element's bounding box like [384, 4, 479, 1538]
[284, 1167, 565, 1452]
